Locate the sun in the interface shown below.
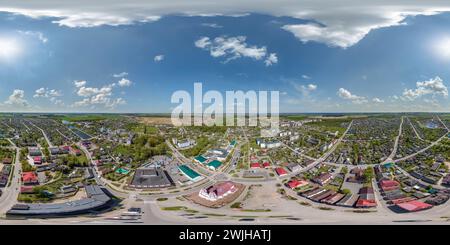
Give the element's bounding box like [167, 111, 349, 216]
[0, 38, 20, 60]
[433, 37, 450, 59]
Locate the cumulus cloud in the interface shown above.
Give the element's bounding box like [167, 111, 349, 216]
[1, 1, 449, 48]
[372, 97, 384, 103]
[17, 30, 48, 43]
[201, 23, 222, 28]
[33, 87, 62, 98]
[74, 80, 87, 88]
[264, 53, 278, 66]
[302, 75, 311, 80]
[117, 78, 132, 87]
[113, 72, 128, 78]
[337, 88, 368, 104]
[292, 82, 317, 97]
[33, 87, 64, 105]
[73, 80, 128, 109]
[195, 36, 277, 65]
[4, 89, 28, 107]
[402, 76, 448, 101]
[154, 54, 164, 62]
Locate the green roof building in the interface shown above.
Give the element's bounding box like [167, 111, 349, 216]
[207, 160, 222, 170]
[194, 155, 207, 164]
[179, 165, 201, 181]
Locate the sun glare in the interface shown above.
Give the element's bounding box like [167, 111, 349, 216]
[433, 37, 450, 59]
[0, 37, 20, 60]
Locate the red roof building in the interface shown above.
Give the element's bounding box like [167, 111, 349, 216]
[287, 179, 309, 189]
[396, 200, 433, 212]
[262, 162, 271, 168]
[22, 172, 39, 185]
[199, 181, 238, 201]
[20, 186, 35, 194]
[250, 163, 261, 168]
[380, 180, 400, 191]
[355, 199, 377, 208]
[275, 167, 288, 176]
[33, 156, 42, 165]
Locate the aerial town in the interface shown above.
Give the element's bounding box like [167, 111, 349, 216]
[0, 113, 449, 224]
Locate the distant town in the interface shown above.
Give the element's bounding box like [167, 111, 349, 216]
[0, 113, 448, 224]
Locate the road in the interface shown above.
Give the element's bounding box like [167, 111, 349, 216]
[282, 120, 353, 179]
[28, 121, 53, 147]
[0, 146, 22, 215]
[384, 116, 404, 162]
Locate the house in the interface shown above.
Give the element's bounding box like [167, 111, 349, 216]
[33, 156, 42, 165]
[287, 179, 308, 189]
[442, 174, 450, 186]
[262, 162, 271, 168]
[286, 163, 302, 172]
[359, 187, 374, 195]
[336, 194, 359, 207]
[302, 188, 327, 199]
[321, 193, 345, 205]
[396, 200, 433, 212]
[310, 190, 335, 202]
[28, 147, 42, 157]
[431, 162, 441, 171]
[355, 198, 377, 208]
[250, 162, 261, 168]
[20, 186, 35, 194]
[380, 180, 400, 191]
[49, 147, 60, 155]
[313, 173, 333, 186]
[22, 172, 39, 185]
[275, 167, 288, 177]
[2, 157, 12, 164]
[198, 181, 238, 201]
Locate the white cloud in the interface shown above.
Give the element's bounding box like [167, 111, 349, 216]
[154, 54, 164, 62]
[372, 97, 384, 103]
[33, 87, 62, 98]
[113, 72, 128, 78]
[201, 23, 223, 28]
[337, 88, 368, 104]
[33, 87, 63, 105]
[402, 76, 448, 100]
[264, 53, 278, 66]
[1, 1, 449, 48]
[118, 78, 132, 87]
[195, 36, 276, 65]
[17, 30, 48, 43]
[77, 85, 113, 97]
[72, 80, 128, 109]
[4, 89, 28, 107]
[195, 37, 211, 49]
[292, 82, 317, 97]
[302, 75, 311, 80]
[74, 80, 87, 88]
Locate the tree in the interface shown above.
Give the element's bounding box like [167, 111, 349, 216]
[363, 167, 374, 183]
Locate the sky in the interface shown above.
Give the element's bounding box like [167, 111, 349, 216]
[0, 1, 450, 113]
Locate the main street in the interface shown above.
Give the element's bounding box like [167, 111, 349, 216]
[0, 144, 22, 215]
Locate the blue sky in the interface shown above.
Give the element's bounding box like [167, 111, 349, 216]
[0, 1, 450, 113]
